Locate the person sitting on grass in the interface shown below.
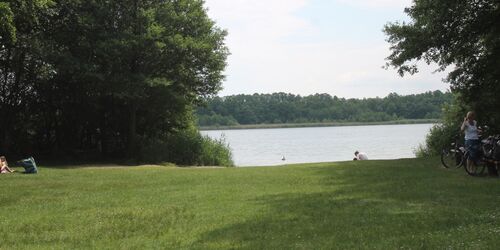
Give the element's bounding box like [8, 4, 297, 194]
[17, 157, 38, 174]
[0, 156, 15, 174]
[354, 151, 368, 161]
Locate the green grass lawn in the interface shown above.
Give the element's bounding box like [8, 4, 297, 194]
[1, 158, 499, 249]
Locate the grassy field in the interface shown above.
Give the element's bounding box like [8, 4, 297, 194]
[1, 158, 499, 249]
[199, 119, 439, 131]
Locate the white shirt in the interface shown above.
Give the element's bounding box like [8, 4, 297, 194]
[357, 153, 368, 160]
[463, 121, 479, 140]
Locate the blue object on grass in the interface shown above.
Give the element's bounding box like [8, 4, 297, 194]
[18, 157, 38, 174]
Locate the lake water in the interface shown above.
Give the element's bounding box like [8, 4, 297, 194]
[201, 124, 434, 167]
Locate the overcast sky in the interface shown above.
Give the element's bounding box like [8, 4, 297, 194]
[204, 0, 450, 98]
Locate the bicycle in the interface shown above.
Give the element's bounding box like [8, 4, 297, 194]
[440, 136, 465, 169]
[463, 145, 486, 176]
[465, 134, 500, 176]
[463, 128, 500, 176]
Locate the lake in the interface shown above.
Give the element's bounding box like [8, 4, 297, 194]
[201, 124, 434, 167]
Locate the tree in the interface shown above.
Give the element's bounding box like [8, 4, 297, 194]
[0, 0, 53, 155]
[0, 0, 229, 162]
[384, 0, 500, 128]
[46, 0, 228, 158]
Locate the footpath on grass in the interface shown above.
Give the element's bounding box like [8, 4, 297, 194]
[1, 158, 499, 249]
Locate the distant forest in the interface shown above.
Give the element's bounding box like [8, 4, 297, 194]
[197, 91, 452, 126]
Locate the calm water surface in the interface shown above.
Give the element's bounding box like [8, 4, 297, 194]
[201, 124, 434, 167]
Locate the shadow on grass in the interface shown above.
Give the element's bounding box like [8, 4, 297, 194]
[195, 159, 500, 249]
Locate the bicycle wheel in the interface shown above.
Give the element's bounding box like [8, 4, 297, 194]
[441, 148, 461, 168]
[455, 149, 465, 168]
[464, 155, 486, 176]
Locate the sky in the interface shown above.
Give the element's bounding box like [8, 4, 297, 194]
[204, 0, 450, 99]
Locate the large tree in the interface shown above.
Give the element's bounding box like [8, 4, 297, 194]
[0, 0, 228, 160]
[384, 0, 500, 127]
[40, 0, 228, 157]
[0, 0, 53, 155]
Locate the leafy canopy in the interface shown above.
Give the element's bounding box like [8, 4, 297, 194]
[0, 0, 229, 163]
[384, 0, 500, 126]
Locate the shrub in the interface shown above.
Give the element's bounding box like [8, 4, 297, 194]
[199, 135, 234, 166]
[138, 129, 234, 167]
[415, 124, 459, 157]
[415, 94, 469, 157]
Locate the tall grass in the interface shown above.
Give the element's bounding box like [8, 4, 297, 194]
[199, 135, 233, 166]
[139, 129, 233, 167]
[199, 119, 439, 131]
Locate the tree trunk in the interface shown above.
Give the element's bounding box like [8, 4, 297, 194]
[127, 103, 138, 157]
[0, 111, 13, 156]
[0, 128, 7, 156]
[100, 112, 108, 158]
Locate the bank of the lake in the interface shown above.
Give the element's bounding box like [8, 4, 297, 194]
[198, 119, 439, 131]
[1, 158, 499, 249]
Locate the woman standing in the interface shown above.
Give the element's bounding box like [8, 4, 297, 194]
[461, 111, 481, 170]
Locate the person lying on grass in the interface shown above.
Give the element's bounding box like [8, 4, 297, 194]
[0, 156, 15, 174]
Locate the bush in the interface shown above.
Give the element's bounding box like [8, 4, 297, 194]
[199, 135, 234, 167]
[138, 129, 234, 167]
[415, 94, 469, 157]
[415, 124, 459, 157]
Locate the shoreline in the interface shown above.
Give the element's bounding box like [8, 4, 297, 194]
[199, 119, 439, 131]
[234, 157, 420, 168]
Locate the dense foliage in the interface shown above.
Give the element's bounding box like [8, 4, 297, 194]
[385, 0, 500, 155]
[385, 1, 500, 128]
[415, 94, 470, 157]
[0, 0, 232, 165]
[197, 91, 452, 126]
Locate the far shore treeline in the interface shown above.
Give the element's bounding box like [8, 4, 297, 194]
[0, 0, 233, 166]
[197, 91, 452, 127]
